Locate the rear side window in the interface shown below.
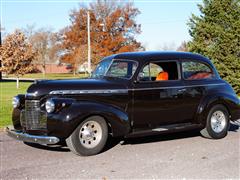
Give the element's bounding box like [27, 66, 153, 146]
[138, 61, 179, 81]
[182, 61, 214, 80]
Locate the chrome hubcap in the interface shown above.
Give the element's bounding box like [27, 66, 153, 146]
[79, 121, 102, 149]
[210, 110, 226, 133]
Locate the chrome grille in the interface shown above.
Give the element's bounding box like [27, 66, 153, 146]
[25, 100, 40, 111]
[20, 100, 47, 130]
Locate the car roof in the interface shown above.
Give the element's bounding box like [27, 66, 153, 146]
[110, 51, 211, 64]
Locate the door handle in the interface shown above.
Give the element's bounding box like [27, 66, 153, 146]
[178, 88, 186, 92]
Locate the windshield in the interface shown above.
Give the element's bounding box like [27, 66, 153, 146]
[91, 58, 112, 78]
[105, 60, 138, 79]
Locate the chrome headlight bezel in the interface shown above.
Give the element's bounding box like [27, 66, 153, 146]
[45, 99, 55, 113]
[12, 96, 20, 108]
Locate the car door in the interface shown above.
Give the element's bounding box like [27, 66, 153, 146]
[181, 59, 217, 122]
[132, 60, 191, 130]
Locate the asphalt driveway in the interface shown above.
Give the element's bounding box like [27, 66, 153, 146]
[1, 121, 239, 179]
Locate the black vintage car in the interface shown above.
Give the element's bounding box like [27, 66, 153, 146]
[7, 52, 240, 156]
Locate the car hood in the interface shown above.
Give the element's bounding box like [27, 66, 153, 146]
[27, 78, 128, 98]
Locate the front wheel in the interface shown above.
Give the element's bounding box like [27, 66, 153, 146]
[200, 105, 229, 139]
[66, 116, 108, 156]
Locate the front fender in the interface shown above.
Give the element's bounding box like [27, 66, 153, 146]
[196, 93, 240, 126]
[47, 100, 130, 139]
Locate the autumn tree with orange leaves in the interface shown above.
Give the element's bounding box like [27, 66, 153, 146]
[61, 0, 143, 74]
[0, 30, 35, 88]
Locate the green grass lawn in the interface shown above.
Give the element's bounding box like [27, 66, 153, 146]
[0, 82, 32, 128]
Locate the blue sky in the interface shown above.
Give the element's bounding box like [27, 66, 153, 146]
[1, 0, 201, 50]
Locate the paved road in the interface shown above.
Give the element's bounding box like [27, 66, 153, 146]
[1, 122, 240, 179]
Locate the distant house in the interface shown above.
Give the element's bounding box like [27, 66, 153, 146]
[34, 62, 94, 74]
[35, 63, 72, 74]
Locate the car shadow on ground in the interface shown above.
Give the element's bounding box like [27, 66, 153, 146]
[122, 130, 201, 145]
[101, 131, 201, 153]
[23, 122, 239, 153]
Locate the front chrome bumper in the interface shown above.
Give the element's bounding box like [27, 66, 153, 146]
[6, 127, 60, 145]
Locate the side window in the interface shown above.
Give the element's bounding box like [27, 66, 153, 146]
[106, 60, 138, 79]
[138, 61, 179, 81]
[92, 59, 111, 78]
[182, 61, 214, 80]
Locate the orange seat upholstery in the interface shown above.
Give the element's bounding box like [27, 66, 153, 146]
[188, 72, 212, 80]
[156, 71, 169, 81]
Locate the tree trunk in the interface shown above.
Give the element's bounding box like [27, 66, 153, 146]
[73, 63, 76, 76]
[16, 77, 19, 89]
[73, 69, 76, 76]
[42, 64, 46, 78]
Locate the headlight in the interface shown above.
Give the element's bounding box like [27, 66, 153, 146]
[45, 99, 55, 113]
[12, 96, 20, 108]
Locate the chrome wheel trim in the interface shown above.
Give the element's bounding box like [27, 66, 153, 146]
[79, 120, 103, 149]
[210, 110, 227, 133]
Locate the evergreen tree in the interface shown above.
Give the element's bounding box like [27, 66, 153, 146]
[188, 0, 240, 95]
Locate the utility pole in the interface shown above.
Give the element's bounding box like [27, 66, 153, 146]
[87, 10, 91, 74]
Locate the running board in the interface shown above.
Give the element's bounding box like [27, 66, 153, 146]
[152, 123, 199, 131]
[126, 123, 201, 138]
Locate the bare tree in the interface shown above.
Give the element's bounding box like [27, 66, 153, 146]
[159, 42, 176, 51]
[177, 41, 188, 52]
[24, 27, 61, 76]
[48, 32, 62, 62]
[29, 28, 51, 75]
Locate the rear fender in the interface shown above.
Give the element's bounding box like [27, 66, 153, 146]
[196, 93, 239, 126]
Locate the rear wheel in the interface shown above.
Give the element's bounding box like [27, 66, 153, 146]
[200, 105, 229, 139]
[66, 116, 108, 156]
